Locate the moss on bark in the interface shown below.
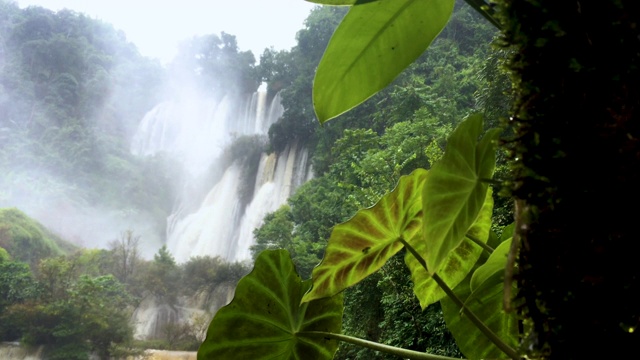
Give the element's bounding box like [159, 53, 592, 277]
[498, 1, 640, 358]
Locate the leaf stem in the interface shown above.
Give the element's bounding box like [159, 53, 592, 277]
[479, 177, 502, 187]
[462, 0, 502, 29]
[466, 233, 494, 254]
[300, 331, 463, 360]
[399, 238, 519, 360]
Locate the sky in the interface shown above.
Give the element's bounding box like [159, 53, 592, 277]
[14, 0, 317, 64]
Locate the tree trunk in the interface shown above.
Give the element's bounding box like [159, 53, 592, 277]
[500, 1, 640, 358]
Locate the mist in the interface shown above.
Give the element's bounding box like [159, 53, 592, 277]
[0, 3, 313, 263]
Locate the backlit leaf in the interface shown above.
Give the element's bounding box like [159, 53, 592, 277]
[198, 250, 343, 360]
[471, 237, 512, 293]
[441, 272, 519, 359]
[302, 169, 428, 303]
[422, 114, 500, 274]
[500, 222, 515, 243]
[313, 0, 455, 123]
[407, 188, 493, 309]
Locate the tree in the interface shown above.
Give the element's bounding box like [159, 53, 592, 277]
[143, 245, 180, 304]
[180, 255, 249, 304]
[68, 275, 134, 359]
[108, 229, 140, 286]
[498, 1, 640, 358]
[171, 32, 258, 96]
[251, 205, 295, 258]
[2, 255, 135, 359]
[266, 6, 348, 152]
[0, 256, 39, 340]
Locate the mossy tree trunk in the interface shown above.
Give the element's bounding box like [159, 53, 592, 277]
[500, 1, 640, 358]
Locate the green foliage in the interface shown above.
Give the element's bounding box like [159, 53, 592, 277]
[237, 3, 511, 359]
[303, 169, 427, 303]
[173, 32, 259, 96]
[198, 250, 343, 360]
[69, 275, 134, 358]
[257, 48, 296, 95]
[286, 176, 359, 278]
[336, 254, 462, 360]
[142, 245, 180, 304]
[296, 0, 517, 356]
[0, 208, 74, 266]
[420, 114, 499, 274]
[0, 247, 9, 261]
[204, 112, 516, 359]
[407, 188, 493, 309]
[470, 237, 512, 294]
[208, 91, 523, 360]
[326, 114, 451, 208]
[0, 258, 38, 339]
[0, 254, 136, 359]
[181, 255, 249, 304]
[313, 0, 455, 122]
[251, 205, 295, 257]
[266, 6, 347, 152]
[377, 255, 462, 358]
[441, 270, 518, 359]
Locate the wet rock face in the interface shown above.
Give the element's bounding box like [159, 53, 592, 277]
[0, 343, 45, 360]
[132, 284, 235, 341]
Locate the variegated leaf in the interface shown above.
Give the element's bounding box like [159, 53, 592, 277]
[407, 188, 493, 309]
[198, 250, 343, 360]
[302, 169, 428, 302]
[422, 114, 500, 274]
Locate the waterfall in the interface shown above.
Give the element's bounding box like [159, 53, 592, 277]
[131, 90, 310, 263]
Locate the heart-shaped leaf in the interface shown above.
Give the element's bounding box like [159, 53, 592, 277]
[441, 272, 519, 360]
[198, 250, 343, 360]
[407, 188, 494, 309]
[422, 114, 501, 274]
[302, 169, 428, 303]
[313, 0, 455, 123]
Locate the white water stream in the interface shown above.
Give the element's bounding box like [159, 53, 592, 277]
[131, 89, 311, 263]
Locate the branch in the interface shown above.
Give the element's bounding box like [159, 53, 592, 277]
[300, 331, 464, 360]
[466, 233, 494, 254]
[463, 0, 502, 29]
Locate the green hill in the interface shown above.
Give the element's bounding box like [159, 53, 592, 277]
[0, 208, 76, 266]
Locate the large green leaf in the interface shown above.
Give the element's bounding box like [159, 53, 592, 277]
[198, 250, 343, 360]
[500, 222, 515, 243]
[313, 0, 455, 123]
[407, 188, 493, 309]
[441, 273, 519, 359]
[422, 114, 500, 274]
[302, 169, 428, 303]
[471, 237, 512, 293]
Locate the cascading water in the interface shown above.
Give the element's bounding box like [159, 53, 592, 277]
[131, 89, 311, 264]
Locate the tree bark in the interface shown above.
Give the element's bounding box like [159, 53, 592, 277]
[499, 1, 640, 358]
